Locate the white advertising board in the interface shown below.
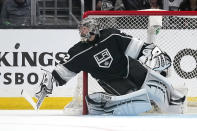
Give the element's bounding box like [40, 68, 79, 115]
[0, 29, 196, 98]
[0, 29, 80, 97]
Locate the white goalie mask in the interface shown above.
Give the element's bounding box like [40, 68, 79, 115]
[78, 18, 100, 42]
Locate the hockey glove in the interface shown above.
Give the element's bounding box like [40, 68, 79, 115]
[35, 70, 54, 100]
[138, 43, 171, 76]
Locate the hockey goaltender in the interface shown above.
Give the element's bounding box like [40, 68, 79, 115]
[35, 18, 186, 115]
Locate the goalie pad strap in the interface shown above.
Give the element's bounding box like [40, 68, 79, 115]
[85, 94, 106, 115]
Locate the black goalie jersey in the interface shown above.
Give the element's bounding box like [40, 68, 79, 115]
[56, 28, 134, 83]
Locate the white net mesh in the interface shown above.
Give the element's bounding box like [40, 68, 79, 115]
[64, 11, 197, 115]
[63, 72, 104, 115]
[63, 73, 83, 115]
[88, 13, 197, 96]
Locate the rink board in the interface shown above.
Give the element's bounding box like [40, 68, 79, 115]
[0, 97, 72, 110]
[0, 97, 196, 110]
[0, 29, 197, 110]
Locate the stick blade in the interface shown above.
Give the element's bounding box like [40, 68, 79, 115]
[21, 89, 37, 110]
[36, 90, 47, 110]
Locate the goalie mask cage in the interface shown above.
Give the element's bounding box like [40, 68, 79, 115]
[64, 11, 197, 115]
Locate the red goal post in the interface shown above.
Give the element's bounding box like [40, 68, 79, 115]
[67, 11, 197, 115]
[83, 10, 197, 18]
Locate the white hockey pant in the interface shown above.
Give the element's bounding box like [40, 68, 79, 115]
[142, 69, 186, 113]
[86, 89, 152, 115]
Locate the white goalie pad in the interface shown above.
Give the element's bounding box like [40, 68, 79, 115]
[86, 89, 152, 116]
[142, 69, 186, 114]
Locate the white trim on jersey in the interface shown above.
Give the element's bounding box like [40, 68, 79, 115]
[66, 46, 93, 63]
[125, 38, 144, 59]
[99, 33, 132, 44]
[124, 56, 130, 79]
[54, 64, 77, 82]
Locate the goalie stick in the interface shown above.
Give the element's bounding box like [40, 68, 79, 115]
[31, 68, 51, 109]
[35, 86, 48, 110]
[21, 88, 47, 110]
[21, 89, 37, 110]
[22, 69, 55, 110]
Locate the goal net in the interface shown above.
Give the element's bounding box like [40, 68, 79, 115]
[64, 10, 197, 115]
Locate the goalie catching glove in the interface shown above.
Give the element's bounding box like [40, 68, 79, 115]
[138, 43, 172, 76]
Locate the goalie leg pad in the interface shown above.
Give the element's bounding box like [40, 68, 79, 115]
[86, 89, 152, 115]
[142, 69, 186, 113]
[85, 92, 108, 115]
[104, 89, 152, 115]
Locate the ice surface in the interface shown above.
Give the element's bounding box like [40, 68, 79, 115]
[0, 110, 197, 131]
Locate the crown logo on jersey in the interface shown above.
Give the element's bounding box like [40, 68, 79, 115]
[94, 48, 113, 68]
